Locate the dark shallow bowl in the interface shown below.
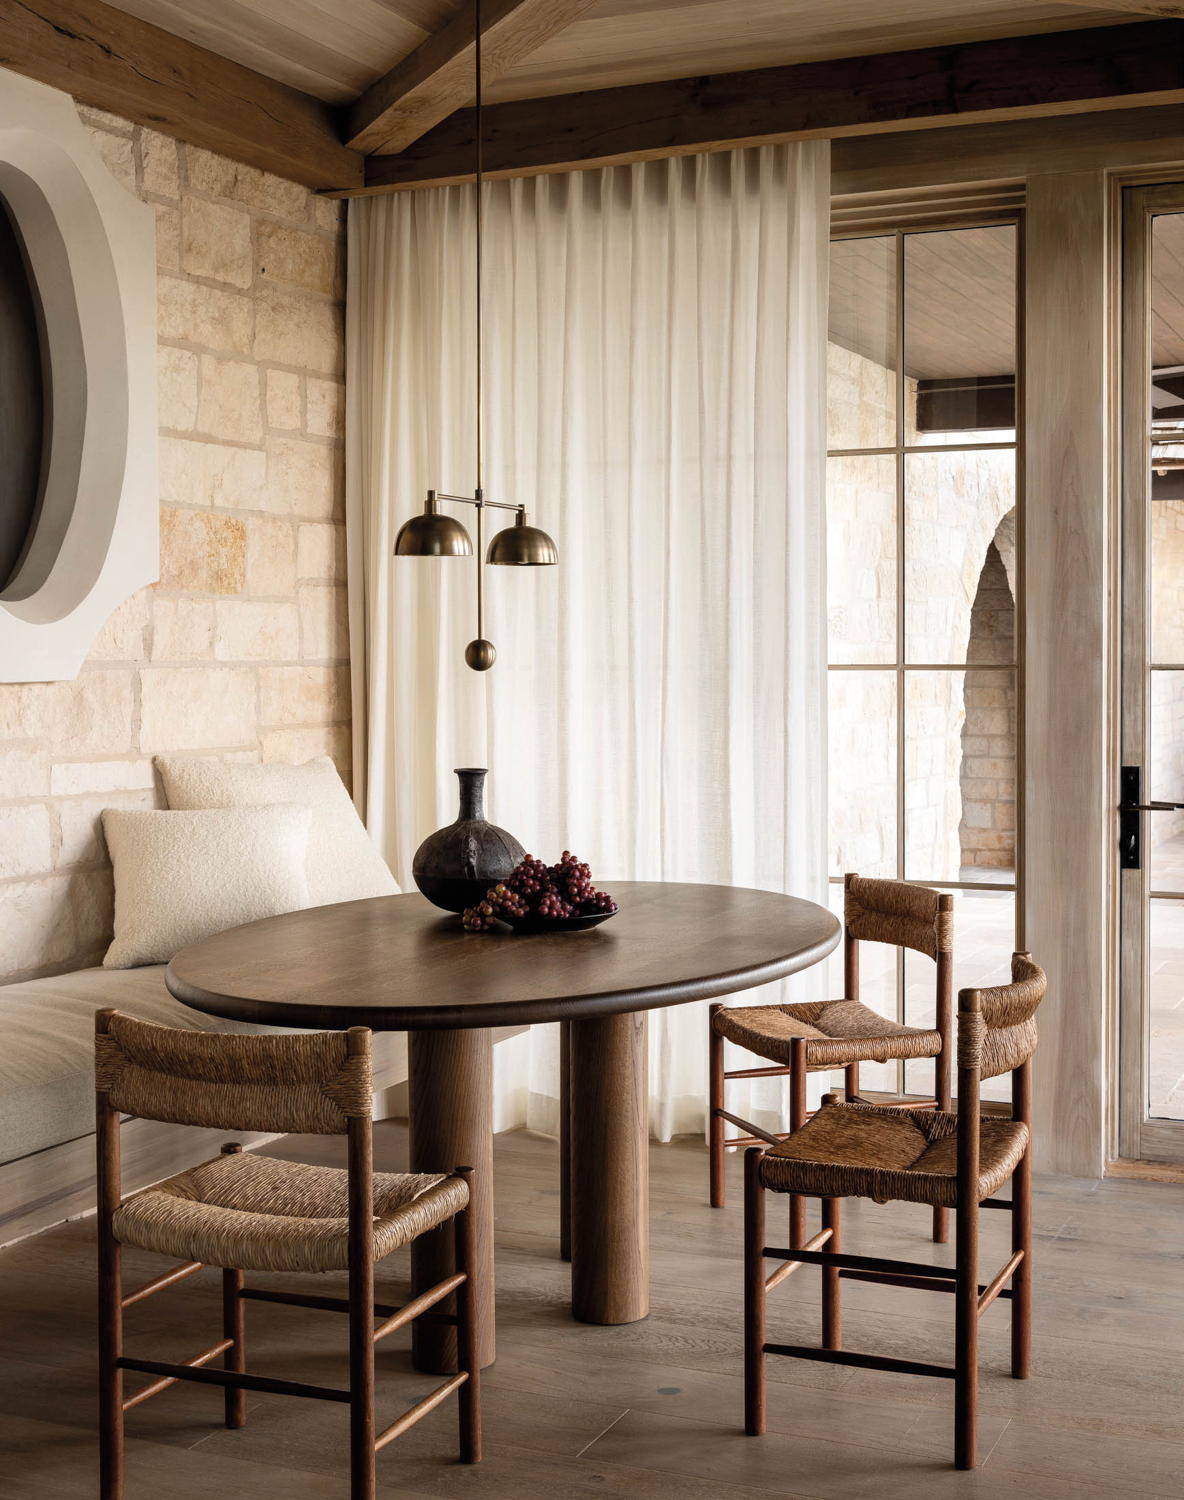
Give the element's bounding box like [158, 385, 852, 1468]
[503, 909, 618, 935]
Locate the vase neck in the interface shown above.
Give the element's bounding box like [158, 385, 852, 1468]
[455, 767, 487, 822]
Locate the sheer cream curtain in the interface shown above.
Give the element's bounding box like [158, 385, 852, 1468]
[346, 143, 831, 1141]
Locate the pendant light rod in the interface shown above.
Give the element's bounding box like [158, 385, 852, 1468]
[474, 0, 484, 643]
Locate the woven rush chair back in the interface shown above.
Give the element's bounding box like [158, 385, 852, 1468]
[844, 872, 953, 961]
[969, 952, 1046, 1081]
[94, 1010, 372, 1135]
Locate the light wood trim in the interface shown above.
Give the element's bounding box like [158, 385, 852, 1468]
[347, 0, 601, 156]
[1105, 1154, 1184, 1180]
[0, 0, 362, 190]
[348, 22, 1184, 195]
[1025, 169, 1111, 1177]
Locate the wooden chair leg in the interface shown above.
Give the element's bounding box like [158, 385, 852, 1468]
[789, 1038, 807, 1250]
[954, 1194, 979, 1470]
[821, 1197, 841, 1351]
[219, 1144, 247, 1429]
[560, 1021, 571, 1261]
[709, 1005, 725, 1208]
[455, 1167, 482, 1463]
[1012, 1059, 1033, 1379]
[844, 1062, 859, 1103]
[932, 1205, 949, 1244]
[96, 1073, 123, 1500]
[743, 1148, 766, 1436]
[348, 1111, 376, 1500]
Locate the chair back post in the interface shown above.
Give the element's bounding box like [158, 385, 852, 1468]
[95, 1008, 124, 1500]
[345, 1027, 376, 1496]
[955, 984, 983, 1469]
[935, 894, 955, 1113]
[843, 872, 859, 1003]
[1010, 950, 1035, 1379]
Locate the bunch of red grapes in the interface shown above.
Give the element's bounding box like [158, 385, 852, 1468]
[462, 851, 618, 931]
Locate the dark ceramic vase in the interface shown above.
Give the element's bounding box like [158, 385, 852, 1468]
[412, 768, 526, 914]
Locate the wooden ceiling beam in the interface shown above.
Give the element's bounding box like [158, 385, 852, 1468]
[346, 0, 602, 156]
[1049, 1, 1184, 15]
[354, 20, 1184, 195]
[0, 0, 362, 190]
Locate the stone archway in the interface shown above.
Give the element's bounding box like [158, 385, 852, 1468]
[959, 510, 1016, 872]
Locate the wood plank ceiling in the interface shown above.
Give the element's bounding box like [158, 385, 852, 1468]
[101, 0, 1140, 107]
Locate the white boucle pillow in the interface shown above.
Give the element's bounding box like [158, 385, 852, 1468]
[102, 805, 313, 969]
[156, 755, 399, 908]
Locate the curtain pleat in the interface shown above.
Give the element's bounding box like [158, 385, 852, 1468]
[346, 144, 831, 1141]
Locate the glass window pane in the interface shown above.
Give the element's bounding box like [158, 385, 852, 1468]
[1150, 898, 1184, 1120]
[827, 454, 896, 664]
[828, 235, 897, 450]
[903, 226, 1016, 449]
[1149, 671, 1184, 895]
[828, 670, 896, 880]
[904, 450, 1016, 664]
[905, 669, 1016, 884]
[1151, 501, 1184, 663]
[904, 887, 1017, 1100]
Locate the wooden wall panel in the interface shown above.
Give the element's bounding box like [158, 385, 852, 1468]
[1024, 170, 1111, 1178]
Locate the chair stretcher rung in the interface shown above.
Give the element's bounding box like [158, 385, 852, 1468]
[839, 1267, 1012, 1299]
[374, 1372, 468, 1451]
[117, 1356, 350, 1403]
[121, 1338, 232, 1410]
[764, 1246, 958, 1279]
[764, 1343, 955, 1379]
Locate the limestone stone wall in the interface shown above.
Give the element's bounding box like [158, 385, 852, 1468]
[960, 539, 1017, 868]
[0, 107, 349, 985]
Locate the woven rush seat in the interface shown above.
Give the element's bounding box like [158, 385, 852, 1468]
[757, 1097, 1028, 1209]
[114, 1149, 468, 1275]
[712, 999, 941, 1071]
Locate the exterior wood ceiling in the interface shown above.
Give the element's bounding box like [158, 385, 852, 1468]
[102, 0, 1138, 107]
[1154, 211, 1184, 370]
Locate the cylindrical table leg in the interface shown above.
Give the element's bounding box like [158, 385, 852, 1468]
[409, 1028, 494, 1373]
[559, 1020, 571, 1262]
[569, 1010, 648, 1325]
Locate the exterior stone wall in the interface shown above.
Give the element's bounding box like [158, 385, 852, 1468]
[0, 107, 349, 985]
[960, 539, 1017, 868]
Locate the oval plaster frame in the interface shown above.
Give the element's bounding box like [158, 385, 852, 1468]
[0, 70, 157, 682]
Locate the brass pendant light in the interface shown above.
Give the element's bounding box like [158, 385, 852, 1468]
[393, 0, 558, 671]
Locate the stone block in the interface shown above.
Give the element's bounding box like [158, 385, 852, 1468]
[158, 345, 199, 430]
[262, 726, 351, 783]
[214, 600, 300, 661]
[260, 665, 350, 726]
[197, 356, 263, 443]
[159, 438, 267, 512]
[50, 760, 155, 797]
[297, 522, 345, 581]
[246, 516, 297, 597]
[254, 285, 341, 373]
[313, 195, 343, 234]
[46, 672, 134, 755]
[306, 378, 344, 438]
[0, 805, 53, 880]
[157, 277, 253, 355]
[0, 875, 81, 976]
[155, 203, 180, 271]
[77, 105, 131, 134]
[0, 684, 47, 739]
[266, 369, 302, 431]
[299, 585, 348, 661]
[185, 148, 308, 218]
[57, 788, 159, 868]
[86, 127, 136, 191]
[183, 195, 253, 289]
[151, 598, 216, 661]
[159, 508, 247, 594]
[267, 437, 339, 518]
[0, 744, 49, 798]
[86, 588, 151, 662]
[257, 220, 337, 297]
[140, 129, 180, 198]
[140, 667, 257, 751]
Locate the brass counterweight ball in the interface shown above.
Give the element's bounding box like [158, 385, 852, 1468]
[465, 638, 496, 671]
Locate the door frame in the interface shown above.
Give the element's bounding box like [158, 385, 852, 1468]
[1117, 180, 1184, 1164]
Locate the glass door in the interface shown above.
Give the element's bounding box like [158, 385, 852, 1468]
[826, 219, 1023, 1099]
[1119, 183, 1184, 1163]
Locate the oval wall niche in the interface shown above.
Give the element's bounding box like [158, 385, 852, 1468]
[0, 69, 158, 683]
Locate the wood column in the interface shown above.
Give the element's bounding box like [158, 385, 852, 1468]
[408, 1028, 494, 1373]
[568, 1010, 648, 1325]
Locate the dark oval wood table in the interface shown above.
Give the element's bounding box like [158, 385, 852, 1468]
[167, 881, 839, 1375]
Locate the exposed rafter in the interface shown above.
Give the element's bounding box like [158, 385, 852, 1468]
[354, 21, 1184, 195]
[1049, 1, 1184, 14]
[0, 0, 362, 189]
[346, 0, 602, 156]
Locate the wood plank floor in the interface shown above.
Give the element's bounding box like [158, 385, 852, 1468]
[2, 1124, 1183, 1498]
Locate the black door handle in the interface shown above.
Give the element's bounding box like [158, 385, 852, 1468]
[1119, 767, 1184, 869]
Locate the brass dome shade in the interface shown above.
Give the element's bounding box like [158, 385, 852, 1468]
[487, 510, 559, 566]
[394, 493, 473, 557]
